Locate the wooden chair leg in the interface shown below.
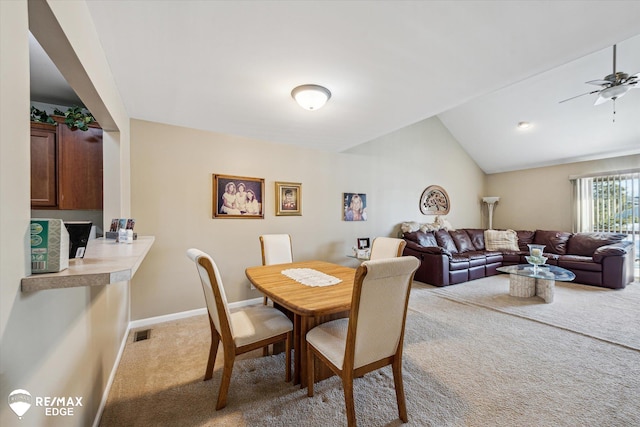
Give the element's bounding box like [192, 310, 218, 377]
[342, 374, 357, 427]
[205, 329, 220, 381]
[306, 345, 314, 397]
[285, 331, 292, 382]
[215, 353, 235, 410]
[392, 356, 408, 422]
[262, 296, 270, 356]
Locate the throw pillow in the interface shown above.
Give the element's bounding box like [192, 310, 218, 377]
[484, 229, 519, 252]
[401, 222, 421, 233]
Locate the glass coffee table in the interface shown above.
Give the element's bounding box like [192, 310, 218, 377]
[497, 264, 576, 303]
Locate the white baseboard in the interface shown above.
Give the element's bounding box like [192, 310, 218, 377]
[92, 322, 132, 427]
[129, 307, 208, 330]
[128, 297, 264, 329]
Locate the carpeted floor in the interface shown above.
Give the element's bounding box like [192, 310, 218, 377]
[99, 276, 640, 426]
[428, 277, 640, 350]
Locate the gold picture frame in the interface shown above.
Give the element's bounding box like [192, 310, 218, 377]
[213, 174, 264, 218]
[275, 182, 302, 216]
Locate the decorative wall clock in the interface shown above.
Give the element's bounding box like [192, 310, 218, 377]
[420, 185, 450, 215]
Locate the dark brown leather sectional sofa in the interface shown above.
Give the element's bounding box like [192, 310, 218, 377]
[402, 228, 634, 289]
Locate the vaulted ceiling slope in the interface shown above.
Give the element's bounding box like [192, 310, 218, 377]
[42, 2, 640, 173]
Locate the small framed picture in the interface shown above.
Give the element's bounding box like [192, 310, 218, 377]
[213, 174, 265, 218]
[357, 238, 370, 249]
[275, 182, 302, 216]
[343, 193, 367, 221]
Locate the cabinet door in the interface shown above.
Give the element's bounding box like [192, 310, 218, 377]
[30, 126, 57, 207]
[57, 125, 103, 210]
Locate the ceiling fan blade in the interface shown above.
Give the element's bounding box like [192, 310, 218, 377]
[622, 72, 639, 84]
[559, 89, 601, 103]
[586, 79, 611, 86]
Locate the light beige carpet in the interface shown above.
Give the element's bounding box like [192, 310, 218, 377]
[428, 275, 640, 350]
[99, 281, 640, 426]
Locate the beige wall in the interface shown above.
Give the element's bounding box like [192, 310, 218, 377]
[129, 116, 486, 319]
[1, 1, 130, 426]
[487, 154, 640, 231]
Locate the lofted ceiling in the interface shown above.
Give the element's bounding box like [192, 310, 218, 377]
[30, 1, 640, 174]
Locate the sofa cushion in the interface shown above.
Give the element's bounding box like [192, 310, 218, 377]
[533, 230, 572, 255]
[567, 232, 628, 257]
[435, 230, 458, 253]
[484, 229, 519, 252]
[516, 230, 535, 251]
[558, 255, 602, 272]
[593, 244, 629, 263]
[450, 230, 475, 253]
[465, 229, 486, 251]
[404, 230, 438, 248]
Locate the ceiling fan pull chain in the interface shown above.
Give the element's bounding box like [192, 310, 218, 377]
[612, 98, 616, 123]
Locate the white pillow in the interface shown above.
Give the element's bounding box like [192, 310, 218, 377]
[484, 229, 519, 252]
[401, 222, 421, 233]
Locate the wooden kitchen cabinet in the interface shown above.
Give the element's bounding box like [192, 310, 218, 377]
[30, 123, 57, 207]
[30, 118, 103, 210]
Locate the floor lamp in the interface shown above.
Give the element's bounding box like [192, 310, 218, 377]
[482, 197, 500, 229]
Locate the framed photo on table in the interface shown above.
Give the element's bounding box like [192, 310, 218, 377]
[213, 174, 264, 218]
[357, 238, 370, 249]
[275, 182, 302, 216]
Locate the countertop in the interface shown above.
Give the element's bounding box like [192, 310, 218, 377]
[21, 236, 155, 292]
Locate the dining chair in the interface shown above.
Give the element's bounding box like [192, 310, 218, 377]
[187, 248, 293, 410]
[259, 234, 293, 266]
[306, 256, 420, 427]
[258, 234, 294, 355]
[369, 237, 407, 259]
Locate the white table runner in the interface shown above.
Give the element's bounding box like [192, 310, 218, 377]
[281, 268, 342, 287]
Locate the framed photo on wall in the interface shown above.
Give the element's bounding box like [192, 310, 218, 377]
[275, 182, 302, 216]
[213, 174, 265, 218]
[343, 193, 367, 221]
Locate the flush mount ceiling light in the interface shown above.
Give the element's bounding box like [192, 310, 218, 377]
[517, 121, 531, 129]
[291, 84, 331, 110]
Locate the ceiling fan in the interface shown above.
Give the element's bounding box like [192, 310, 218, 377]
[560, 44, 638, 108]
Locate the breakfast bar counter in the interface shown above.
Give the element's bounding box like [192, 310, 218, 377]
[21, 236, 155, 292]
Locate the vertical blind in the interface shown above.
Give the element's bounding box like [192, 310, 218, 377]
[571, 170, 639, 278]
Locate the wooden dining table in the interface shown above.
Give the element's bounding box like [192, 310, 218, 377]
[245, 260, 356, 386]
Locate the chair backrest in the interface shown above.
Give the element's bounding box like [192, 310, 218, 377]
[347, 256, 420, 369]
[369, 237, 407, 260]
[187, 248, 233, 340]
[259, 234, 293, 265]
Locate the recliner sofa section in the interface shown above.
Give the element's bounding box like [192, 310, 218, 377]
[402, 228, 634, 289]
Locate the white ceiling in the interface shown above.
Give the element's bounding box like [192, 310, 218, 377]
[30, 1, 640, 174]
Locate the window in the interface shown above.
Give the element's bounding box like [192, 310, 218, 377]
[571, 170, 639, 279]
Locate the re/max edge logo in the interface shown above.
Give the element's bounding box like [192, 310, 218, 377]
[8, 389, 83, 419]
